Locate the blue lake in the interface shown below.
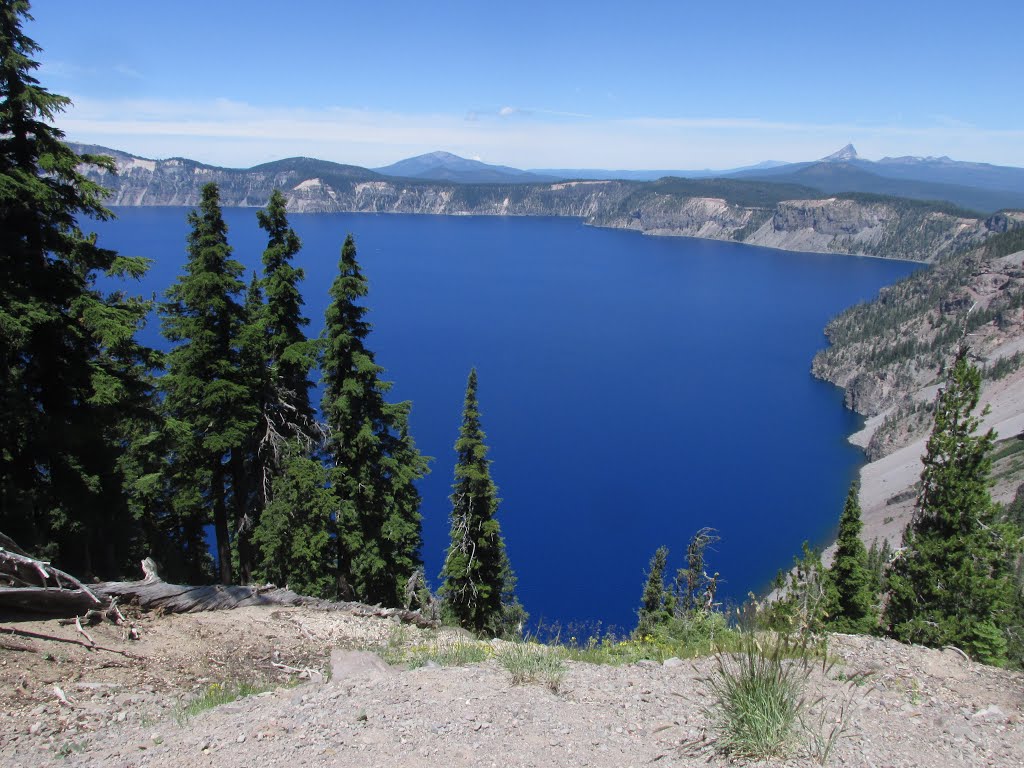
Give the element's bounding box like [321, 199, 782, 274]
[93, 208, 920, 632]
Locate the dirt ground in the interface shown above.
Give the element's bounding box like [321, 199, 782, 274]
[1, 606, 1022, 767]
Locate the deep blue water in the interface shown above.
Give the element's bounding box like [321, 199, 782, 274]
[93, 208, 920, 632]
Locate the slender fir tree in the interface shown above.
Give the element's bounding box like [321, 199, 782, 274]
[160, 183, 253, 584]
[826, 482, 878, 634]
[0, 0, 157, 576]
[231, 271, 268, 582]
[320, 234, 427, 605]
[885, 346, 1021, 664]
[238, 192, 317, 583]
[439, 369, 515, 636]
[257, 189, 316, 437]
[637, 546, 670, 635]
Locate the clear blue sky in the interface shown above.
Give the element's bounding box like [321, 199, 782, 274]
[27, 0, 1024, 169]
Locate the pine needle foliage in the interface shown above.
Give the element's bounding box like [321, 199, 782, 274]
[320, 234, 428, 606]
[637, 546, 671, 635]
[0, 0, 157, 576]
[256, 189, 316, 436]
[252, 450, 336, 598]
[885, 346, 1021, 664]
[160, 183, 252, 584]
[440, 369, 519, 636]
[826, 483, 879, 634]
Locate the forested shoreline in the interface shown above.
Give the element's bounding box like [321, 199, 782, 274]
[2, 1, 1023, 664]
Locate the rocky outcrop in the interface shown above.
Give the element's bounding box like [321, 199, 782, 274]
[812, 236, 1024, 555]
[75, 145, 1024, 263]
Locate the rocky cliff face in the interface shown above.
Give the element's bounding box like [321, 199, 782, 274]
[75, 145, 1023, 263]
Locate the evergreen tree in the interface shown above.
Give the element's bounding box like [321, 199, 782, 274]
[231, 271, 268, 582]
[865, 538, 892, 596]
[257, 189, 316, 437]
[885, 346, 1021, 664]
[439, 369, 514, 636]
[320, 234, 427, 605]
[252, 450, 336, 598]
[235, 192, 317, 583]
[160, 183, 253, 584]
[827, 482, 878, 633]
[0, 0, 157, 576]
[637, 545, 670, 635]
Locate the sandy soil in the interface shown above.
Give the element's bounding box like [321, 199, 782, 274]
[1, 607, 1022, 767]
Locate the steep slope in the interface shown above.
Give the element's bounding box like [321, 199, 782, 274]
[73, 144, 1024, 263]
[813, 228, 1024, 548]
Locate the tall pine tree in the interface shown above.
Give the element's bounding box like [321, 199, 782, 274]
[242, 191, 319, 581]
[0, 0, 157, 576]
[160, 183, 253, 584]
[320, 234, 427, 605]
[439, 369, 516, 636]
[885, 346, 1021, 664]
[257, 189, 315, 437]
[826, 482, 878, 634]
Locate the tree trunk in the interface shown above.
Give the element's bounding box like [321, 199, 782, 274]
[230, 451, 253, 584]
[211, 459, 232, 585]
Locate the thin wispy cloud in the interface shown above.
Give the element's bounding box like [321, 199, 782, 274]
[55, 95, 1024, 170]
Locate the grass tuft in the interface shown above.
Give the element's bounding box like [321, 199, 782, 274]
[377, 625, 490, 668]
[495, 641, 566, 692]
[707, 634, 811, 760]
[176, 680, 272, 722]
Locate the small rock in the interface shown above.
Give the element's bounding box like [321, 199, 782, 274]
[28, 721, 42, 736]
[151, 732, 163, 745]
[973, 705, 1006, 720]
[662, 657, 684, 668]
[236, 734, 246, 743]
[330, 649, 392, 682]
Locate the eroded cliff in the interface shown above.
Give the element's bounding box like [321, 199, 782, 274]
[75, 145, 1023, 263]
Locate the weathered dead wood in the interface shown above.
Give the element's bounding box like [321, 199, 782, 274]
[0, 536, 436, 628]
[0, 585, 106, 616]
[0, 638, 37, 653]
[0, 626, 144, 659]
[0, 543, 102, 616]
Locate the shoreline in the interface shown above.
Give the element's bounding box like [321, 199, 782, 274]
[820, 364, 1024, 566]
[105, 205, 932, 265]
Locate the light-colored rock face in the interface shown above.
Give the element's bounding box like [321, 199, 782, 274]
[813, 241, 1024, 552]
[76, 147, 1021, 263]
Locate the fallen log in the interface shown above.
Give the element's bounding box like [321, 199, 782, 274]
[0, 536, 436, 628]
[93, 577, 436, 628]
[0, 545, 103, 616]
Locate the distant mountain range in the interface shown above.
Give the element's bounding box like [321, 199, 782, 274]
[365, 144, 1024, 212]
[70, 141, 1024, 264]
[373, 151, 558, 184]
[726, 145, 1024, 213]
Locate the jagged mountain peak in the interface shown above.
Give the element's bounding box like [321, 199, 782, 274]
[821, 144, 859, 162]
